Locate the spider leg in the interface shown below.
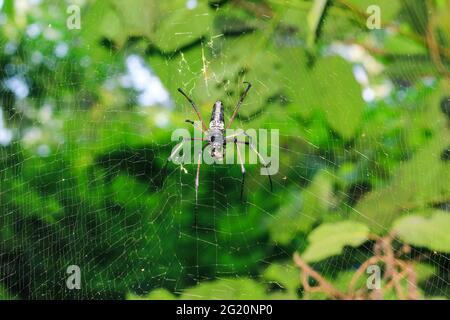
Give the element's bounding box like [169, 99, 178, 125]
[177, 88, 208, 131]
[248, 142, 273, 192]
[166, 138, 205, 164]
[163, 138, 206, 185]
[232, 138, 273, 193]
[162, 141, 185, 184]
[224, 130, 244, 141]
[195, 150, 202, 205]
[226, 81, 252, 130]
[185, 119, 206, 133]
[234, 139, 246, 202]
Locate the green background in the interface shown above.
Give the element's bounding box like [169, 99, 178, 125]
[0, 0, 449, 299]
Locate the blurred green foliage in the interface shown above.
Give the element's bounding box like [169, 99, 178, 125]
[0, 0, 449, 299]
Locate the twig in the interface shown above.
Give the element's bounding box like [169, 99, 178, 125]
[293, 234, 420, 300]
[293, 252, 347, 299]
[380, 235, 405, 300]
[406, 262, 420, 300]
[425, 0, 450, 78]
[348, 255, 381, 294]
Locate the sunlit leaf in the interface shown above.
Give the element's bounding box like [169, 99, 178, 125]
[307, 0, 328, 49]
[313, 56, 366, 139]
[301, 221, 369, 263]
[152, 0, 214, 52]
[393, 210, 450, 253]
[263, 261, 300, 295]
[180, 278, 268, 300]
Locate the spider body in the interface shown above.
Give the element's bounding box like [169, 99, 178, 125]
[167, 82, 273, 204]
[207, 100, 225, 159]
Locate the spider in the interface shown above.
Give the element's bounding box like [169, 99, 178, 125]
[164, 82, 273, 203]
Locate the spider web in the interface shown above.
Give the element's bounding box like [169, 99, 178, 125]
[0, 0, 449, 300]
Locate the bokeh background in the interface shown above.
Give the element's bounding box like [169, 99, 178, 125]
[0, 0, 449, 300]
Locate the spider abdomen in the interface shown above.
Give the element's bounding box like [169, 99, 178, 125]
[209, 100, 225, 130]
[206, 128, 224, 160]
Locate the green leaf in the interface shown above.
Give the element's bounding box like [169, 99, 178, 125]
[152, 0, 213, 52]
[278, 48, 318, 118]
[314, 56, 366, 139]
[148, 45, 204, 101]
[385, 56, 439, 80]
[307, 0, 328, 49]
[353, 130, 450, 233]
[383, 34, 427, 55]
[2, 0, 15, 19]
[98, 9, 127, 46]
[83, 0, 156, 48]
[393, 210, 450, 253]
[263, 262, 300, 295]
[282, 54, 366, 137]
[268, 191, 302, 245]
[346, 0, 401, 22]
[269, 171, 334, 244]
[301, 221, 370, 263]
[398, 0, 429, 36]
[269, 1, 309, 39]
[300, 170, 335, 226]
[191, 31, 283, 119]
[180, 278, 268, 300]
[109, 0, 156, 40]
[85, 0, 213, 52]
[353, 80, 450, 233]
[127, 288, 176, 300]
[413, 263, 436, 283]
[8, 178, 63, 224]
[332, 270, 364, 293]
